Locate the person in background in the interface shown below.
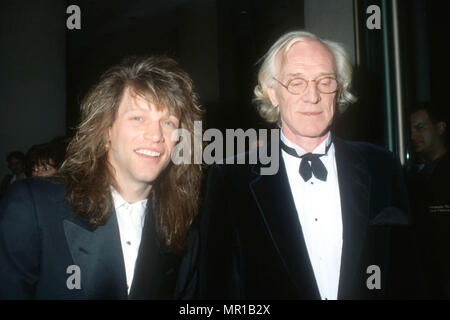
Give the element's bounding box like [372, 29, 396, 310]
[410, 102, 447, 186]
[25, 139, 67, 178]
[408, 102, 450, 298]
[0, 151, 26, 198]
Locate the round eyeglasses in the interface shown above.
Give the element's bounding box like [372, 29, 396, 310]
[272, 76, 339, 95]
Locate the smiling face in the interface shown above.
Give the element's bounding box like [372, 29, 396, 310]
[268, 40, 338, 148]
[107, 87, 180, 194]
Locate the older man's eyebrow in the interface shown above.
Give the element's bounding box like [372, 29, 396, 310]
[285, 72, 336, 78]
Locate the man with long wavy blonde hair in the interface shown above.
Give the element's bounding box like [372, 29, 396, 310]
[0, 56, 203, 299]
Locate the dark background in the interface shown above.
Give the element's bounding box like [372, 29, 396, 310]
[1, 0, 449, 176]
[64, 0, 307, 133]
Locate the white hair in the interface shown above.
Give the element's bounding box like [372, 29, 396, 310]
[253, 30, 357, 125]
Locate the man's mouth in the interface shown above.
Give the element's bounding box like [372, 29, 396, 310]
[300, 111, 322, 116]
[135, 149, 161, 157]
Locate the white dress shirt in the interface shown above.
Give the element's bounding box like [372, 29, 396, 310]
[111, 188, 148, 295]
[281, 131, 343, 300]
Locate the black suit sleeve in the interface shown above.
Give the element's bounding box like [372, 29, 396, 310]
[0, 180, 41, 299]
[174, 218, 199, 299]
[197, 165, 240, 299]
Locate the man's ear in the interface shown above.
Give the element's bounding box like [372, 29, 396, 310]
[337, 87, 343, 100]
[437, 121, 447, 136]
[267, 86, 279, 108]
[334, 87, 342, 103]
[104, 129, 112, 151]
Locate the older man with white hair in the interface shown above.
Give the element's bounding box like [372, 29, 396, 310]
[198, 31, 420, 300]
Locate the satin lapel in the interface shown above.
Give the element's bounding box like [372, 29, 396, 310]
[334, 138, 371, 299]
[63, 209, 128, 299]
[129, 203, 181, 299]
[249, 151, 321, 299]
[129, 205, 169, 299]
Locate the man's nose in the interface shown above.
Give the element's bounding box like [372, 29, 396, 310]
[144, 121, 164, 142]
[300, 80, 321, 103]
[411, 128, 419, 141]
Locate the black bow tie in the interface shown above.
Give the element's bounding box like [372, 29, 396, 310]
[280, 139, 332, 182]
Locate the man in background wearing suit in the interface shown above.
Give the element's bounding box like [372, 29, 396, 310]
[0, 56, 202, 299]
[409, 103, 450, 298]
[199, 31, 420, 299]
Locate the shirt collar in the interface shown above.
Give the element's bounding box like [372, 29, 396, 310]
[110, 187, 148, 211]
[280, 129, 332, 157]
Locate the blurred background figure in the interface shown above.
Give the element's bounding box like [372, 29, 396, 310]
[0, 151, 26, 198]
[25, 138, 68, 178]
[408, 101, 450, 298]
[410, 102, 448, 182]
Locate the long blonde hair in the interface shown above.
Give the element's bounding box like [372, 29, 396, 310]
[59, 56, 203, 252]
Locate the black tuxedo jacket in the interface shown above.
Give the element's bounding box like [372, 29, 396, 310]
[0, 178, 197, 299]
[198, 137, 421, 299]
[408, 152, 450, 298]
[0, 174, 14, 199]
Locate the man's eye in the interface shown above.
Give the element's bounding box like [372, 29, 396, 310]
[318, 77, 335, 86]
[133, 116, 143, 121]
[163, 120, 174, 127]
[290, 79, 305, 87]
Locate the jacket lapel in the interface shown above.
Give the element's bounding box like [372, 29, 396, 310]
[250, 138, 372, 299]
[334, 138, 371, 299]
[128, 203, 180, 299]
[249, 149, 321, 299]
[63, 208, 128, 299]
